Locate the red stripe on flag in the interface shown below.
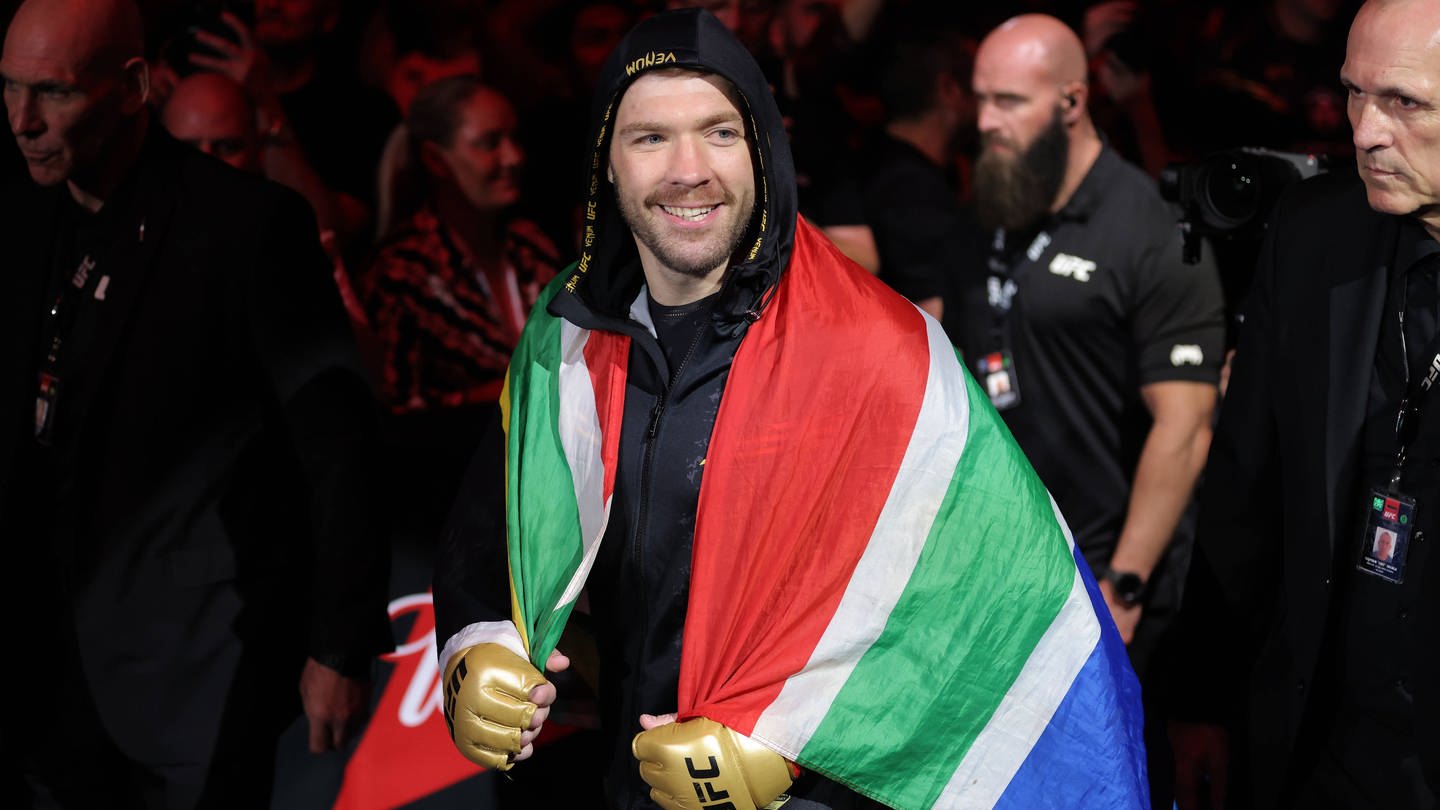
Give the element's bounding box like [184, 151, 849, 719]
[679, 218, 931, 733]
[583, 331, 631, 506]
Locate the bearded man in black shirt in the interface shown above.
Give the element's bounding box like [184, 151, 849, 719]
[954, 14, 1225, 808]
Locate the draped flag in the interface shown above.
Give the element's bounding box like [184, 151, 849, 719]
[499, 217, 1148, 809]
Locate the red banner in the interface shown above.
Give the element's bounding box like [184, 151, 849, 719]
[333, 592, 482, 810]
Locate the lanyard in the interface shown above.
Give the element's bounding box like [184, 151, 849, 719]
[1391, 274, 1440, 490]
[34, 252, 102, 446]
[986, 228, 1050, 347]
[40, 253, 100, 376]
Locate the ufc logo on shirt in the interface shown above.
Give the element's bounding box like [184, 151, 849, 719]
[1170, 345, 1205, 367]
[1049, 253, 1096, 282]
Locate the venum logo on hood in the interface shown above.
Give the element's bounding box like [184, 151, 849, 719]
[625, 51, 678, 76]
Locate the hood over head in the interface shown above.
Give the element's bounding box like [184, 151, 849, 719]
[557, 8, 797, 334]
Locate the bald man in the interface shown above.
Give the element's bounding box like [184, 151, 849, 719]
[0, 0, 391, 806]
[1167, 1, 1440, 808]
[951, 15, 1224, 805]
[960, 14, 1222, 659]
[162, 72, 261, 173]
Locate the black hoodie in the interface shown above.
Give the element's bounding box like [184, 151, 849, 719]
[549, 10, 879, 809]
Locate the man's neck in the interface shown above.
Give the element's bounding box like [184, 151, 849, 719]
[641, 259, 726, 307]
[1421, 212, 1440, 245]
[67, 116, 148, 214]
[1051, 128, 1102, 216]
[885, 116, 952, 169]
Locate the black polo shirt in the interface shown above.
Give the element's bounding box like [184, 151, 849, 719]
[862, 134, 983, 309]
[951, 147, 1225, 582]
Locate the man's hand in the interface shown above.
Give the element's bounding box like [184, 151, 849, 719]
[1097, 577, 1143, 644]
[1170, 721, 1228, 810]
[442, 645, 567, 770]
[633, 715, 794, 810]
[1094, 50, 1151, 107]
[188, 12, 276, 106]
[299, 656, 371, 753]
[1082, 0, 1139, 57]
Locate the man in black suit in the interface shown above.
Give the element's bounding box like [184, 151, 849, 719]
[0, 0, 391, 806]
[1169, 1, 1440, 808]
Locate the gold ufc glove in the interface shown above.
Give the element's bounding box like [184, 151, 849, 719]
[632, 717, 795, 810]
[442, 644, 547, 770]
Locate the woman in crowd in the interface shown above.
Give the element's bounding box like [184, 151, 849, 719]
[365, 75, 562, 415]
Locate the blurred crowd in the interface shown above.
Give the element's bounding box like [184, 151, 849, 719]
[0, 0, 1352, 472]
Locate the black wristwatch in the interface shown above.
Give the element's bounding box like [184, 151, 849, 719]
[1100, 566, 1146, 606]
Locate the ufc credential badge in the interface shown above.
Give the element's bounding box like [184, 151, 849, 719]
[1357, 489, 1414, 584]
[976, 350, 1020, 411]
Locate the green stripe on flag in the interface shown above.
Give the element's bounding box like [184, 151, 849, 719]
[506, 273, 587, 667]
[797, 371, 1075, 807]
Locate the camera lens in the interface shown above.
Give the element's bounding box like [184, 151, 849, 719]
[1203, 156, 1260, 227]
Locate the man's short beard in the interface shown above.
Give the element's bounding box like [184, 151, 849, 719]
[972, 106, 1070, 233]
[613, 177, 754, 279]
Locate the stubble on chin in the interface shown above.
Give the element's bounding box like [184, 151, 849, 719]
[614, 179, 754, 279]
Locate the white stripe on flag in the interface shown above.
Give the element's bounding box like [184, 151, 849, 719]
[554, 322, 611, 613]
[936, 500, 1098, 808]
[437, 620, 527, 674]
[751, 311, 970, 758]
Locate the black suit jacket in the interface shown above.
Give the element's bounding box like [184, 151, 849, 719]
[1169, 170, 1440, 806]
[0, 132, 391, 771]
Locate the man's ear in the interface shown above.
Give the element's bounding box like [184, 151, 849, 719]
[606, 162, 614, 184]
[419, 140, 451, 179]
[121, 57, 149, 114]
[935, 72, 964, 110]
[1060, 81, 1087, 123]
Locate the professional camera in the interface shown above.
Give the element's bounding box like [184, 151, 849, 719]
[1160, 147, 1328, 264]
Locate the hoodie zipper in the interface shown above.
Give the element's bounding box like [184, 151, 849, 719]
[630, 317, 709, 575]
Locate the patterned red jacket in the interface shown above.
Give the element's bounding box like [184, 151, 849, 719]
[364, 207, 562, 412]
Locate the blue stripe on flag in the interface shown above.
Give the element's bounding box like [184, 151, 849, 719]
[994, 545, 1149, 809]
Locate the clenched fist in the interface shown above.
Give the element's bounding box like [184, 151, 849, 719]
[633, 716, 794, 810]
[442, 644, 549, 770]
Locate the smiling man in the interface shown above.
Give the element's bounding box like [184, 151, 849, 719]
[1168, 1, 1440, 808]
[608, 69, 756, 302]
[433, 8, 1149, 810]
